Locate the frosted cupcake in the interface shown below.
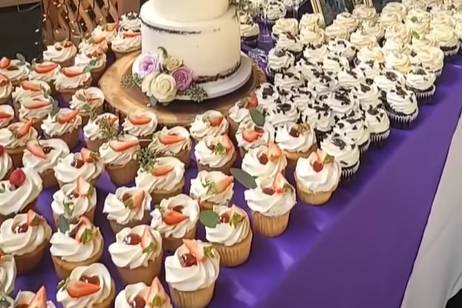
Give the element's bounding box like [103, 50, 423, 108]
[135, 156, 185, 203]
[151, 194, 199, 251]
[56, 263, 116, 308]
[273, 70, 304, 90]
[325, 23, 350, 41]
[0, 57, 30, 85]
[295, 149, 341, 205]
[103, 186, 151, 233]
[273, 18, 299, 39]
[327, 39, 356, 62]
[0, 168, 42, 223]
[149, 126, 192, 166]
[239, 13, 260, 46]
[242, 142, 287, 178]
[299, 27, 325, 46]
[23, 139, 70, 188]
[405, 66, 436, 100]
[299, 13, 325, 31]
[236, 121, 275, 156]
[118, 12, 141, 33]
[384, 51, 412, 75]
[43, 40, 77, 67]
[12, 80, 51, 109]
[112, 30, 142, 58]
[354, 78, 381, 109]
[0, 105, 13, 129]
[321, 133, 360, 179]
[352, 4, 377, 22]
[410, 46, 444, 77]
[122, 112, 158, 146]
[0, 210, 51, 274]
[51, 177, 97, 224]
[333, 117, 371, 154]
[14, 286, 56, 308]
[0, 121, 38, 167]
[99, 135, 140, 185]
[115, 277, 172, 308]
[275, 123, 317, 168]
[0, 254, 16, 295]
[70, 87, 105, 124]
[300, 101, 334, 141]
[255, 83, 280, 107]
[427, 25, 460, 56]
[334, 12, 359, 34]
[17, 97, 54, 132]
[190, 170, 234, 210]
[55, 66, 92, 102]
[42, 108, 82, 149]
[165, 240, 219, 308]
[109, 225, 162, 284]
[263, 100, 300, 130]
[50, 216, 104, 279]
[381, 2, 407, 21]
[267, 48, 295, 76]
[203, 205, 252, 267]
[384, 85, 419, 128]
[244, 173, 296, 237]
[74, 51, 107, 82]
[189, 110, 229, 141]
[195, 134, 236, 174]
[275, 33, 304, 60]
[29, 61, 61, 86]
[83, 113, 119, 152]
[78, 34, 109, 55]
[322, 88, 358, 121]
[54, 148, 104, 187]
[0, 74, 12, 104]
[228, 94, 259, 136]
[365, 106, 390, 145]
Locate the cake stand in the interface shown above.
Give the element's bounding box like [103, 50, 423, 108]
[99, 52, 266, 126]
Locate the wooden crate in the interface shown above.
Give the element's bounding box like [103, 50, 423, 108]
[42, 0, 140, 44]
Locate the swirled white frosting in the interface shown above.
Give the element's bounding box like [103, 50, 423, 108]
[357, 46, 384, 64]
[114, 280, 172, 308]
[382, 2, 407, 20]
[354, 80, 381, 109]
[0, 147, 12, 180]
[195, 135, 235, 168]
[78, 37, 108, 55]
[54, 151, 104, 185]
[55, 68, 91, 90]
[12, 80, 50, 104]
[205, 205, 251, 246]
[122, 112, 158, 138]
[135, 156, 185, 192]
[256, 83, 281, 106]
[333, 118, 370, 148]
[295, 150, 341, 192]
[265, 1, 286, 21]
[239, 13, 260, 38]
[43, 41, 77, 63]
[0, 122, 38, 149]
[299, 13, 325, 31]
[190, 110, 228, 141]
[322, 54, 350, 74]
[300, 102, 334, 133]
[384, 51, 412, 74]
[23, 139, 70, 174]
[386, 86, 419, 116]
[350, 29, 377, 49]
[29, 62, 61, 83]
[99, 135, 140, 166]
[51, 179, 97, 220]
[0, 254, 16, 295]
[374, 70, 406, 92]
[406, 67, 436, 91]
[321, 134, 360, 169]
[70, 87, 105, 113]
[361, 21, 384, 41]
[242, 144, 287, 178]
[15, 290, 56, 308]
[334, 12, 359, 33]
[92, 24, 117, 42]
[236, 121, 275, 151]
[149, 126, 191, 155]
[273, 18, 299, 37]
[83, 113, 119, 141]
[0, 77, 12, 101]
[427, 25, 459, 48]
[190, 170, 234, 206]
[275, 123, 316, 153]
[276, 33, 303, 53]
[303, 44, 328, 64]
[385, 23, 411, 44]
[352, 4, 377, 22]
[365, 107, 390, 135]
[263, 101, 300, 128]
[299, 27, 325, 46]
[18, 98, 53, 122]
[103, 186, 151, 225]
[327, 39, 356, 60]
[112, 32, 142, 53]
[42, 108, 82, 137]
[74, 53, 107, 70]
[0, 60, 30, 82]
[268, 48, 295, 72]
[410, 46, 444, 74]
[0, 105, 14, 129]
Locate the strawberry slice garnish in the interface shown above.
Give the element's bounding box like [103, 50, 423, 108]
[152, 165, 173, 177]
[183, 239, 204, 262]
[208, 115, 223, 127]
[80, 148, 97, 163]
[15, 121, 33, 137]
[128, 114, 151, 126]
[67, 280, 101, 298]
[272, 173, 287, 194]
[21, 80, 43, 92]
[158, 134, 184, 145]
[76, 177, 91, 196]
[0, 57, 10, 69]
[123, 31, 141, 38]
[130, 190, 145, 209]
[109, 139, 139, 152]
[75, 216, 94, 243]
[62, 67, 84, 78]
[268, 142, 282, 162]
[247, 93, 258, 108]
[26, 141, 47, 159]
[215, 175, 233, 193]
[146, 277, 165, 303]
[34, 62, 59, 74]
[163, 210, 187, 225]
[57, 110, 79, 124]
[27, 210, 41, 226]
[242, 129, 263, 143]
[9, 168, 26, 187]
[23, 99, 50, 110]
[28, 286, 47, 308]
[0, 111, 12, 120]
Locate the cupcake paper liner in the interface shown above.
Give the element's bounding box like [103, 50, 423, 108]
[341, 160, 360, 180]
[106, 159, 139, 186]
[212, 230, 253, 267]
[415, 85, 436, 103]
[386, 109, 419, 129]
[117, 251, 163, 285]
[252, 211, 290, 237]
[162, 225, 197, 252]
[170, 283, 215, 308]
[296, 180, 338, 206]
[443, 44, 460, 58]
[370, 129, 391, 145]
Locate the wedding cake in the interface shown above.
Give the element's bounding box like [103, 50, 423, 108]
[133, 0, 252, 105]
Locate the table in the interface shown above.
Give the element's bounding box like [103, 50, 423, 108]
[15, 60, 462, 308]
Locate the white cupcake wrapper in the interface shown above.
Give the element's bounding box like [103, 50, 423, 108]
[341, 160, 360, 180]
[370, 129, 390, 144]
[443, 44, 460, 58]
[387, 110, 418, 129]
[416, 85, 436, 102]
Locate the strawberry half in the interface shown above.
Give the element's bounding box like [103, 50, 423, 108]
[21, 81, 43, 92]
[67, 280, 100, 298]
[34, 62, 59, 74]
[57, 110, 79, 124]
[62, 67, 84, 78]
[242, 129, 263, 143]
[272, 173, 286, 194]
[158, 134, 184, 145]
[128, 114, 151, 126]
[9, 168, 26, 187]
[28, 286, 47, 308]
[163, 210, 187, 225]
[208, 115, 223, 127]
[0, 57, 10, 69]
[109, 139, 139, 152]
[26, 141, 47, 159]
[215, 176, 233, 193]
[268, 142, 282, 162]
[75, 216, 93, 243]
[76, 177, 91, 196]
[27, 210, 41, 226]
[183, 239, 204, 262]
[152, 165, 173, 177]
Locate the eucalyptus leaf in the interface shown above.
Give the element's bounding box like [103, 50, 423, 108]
[57, 215, 70, 233]
[199, 211, 220, 228]
[249, 109, 265, 127]
[231, 168, 257, 189]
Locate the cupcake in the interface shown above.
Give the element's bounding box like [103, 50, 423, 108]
[354, 78, 381, 109]
[265, 0, 286, 24]
[365, 106, 391, 146]
[151, 194, 199, 251]
[352, 4, 377, 22]
[54, 148, 104, 187]
[0, 145, 12, 180]
[70, 87, 105, 125]
[299, 13, 325, 30]
[83, 113, 119, 152]
[356, 46, 385, 66]
[384, 51, 412, 75]
[405, 66, 436, 100]
[334, 12, 359, 34]
[29, 61, 61, 87]
[194, 134, 237, 174]
[0, 57, 30, 86]
[78, 35, 109, 55]
[410, 46, 444, 77]
[0, 121, 38, 167]
[149, 126, 192, 167]
[244, 173, 296, 237]
[322, 87, 358, 121]
[381, 2, 407, 21]
[300, 101, 334, 142]
[273, 70, 304, 91]
[0, 210, 51, 274]
[14, 286, 56, 308]
[374, 69, 406, 101]
[0, 254, 16, 295]
[337, 68, 363, 89]
[239, 13, 260, 47]
[17, 96, 54, 132]
[112, 30, 142, 58]
[51, 177, 97, 224]
[235, 121, 275, 156]
[325, 23, 350, 41]
[267, 48, 295, 77]
[118, 12, 141, 34]
[122, 112, 158, 147]
[275, 123, 317, 168]
[190, 170, 234, 210]
[255, 83, 281, 107]
[114, 277, 172, 308]
[384, 85, 419, 128]
[273, 18, 299, 39]
[275, 33, 304, 60]
[321, 133, 360, 179]
[0, 105, 15, 129]
[23, 139, 70, 188]
[333, 116, 371, 154]
[74, 51, 107, 82]
[189, 110, 229, 142]
[99, 135, 140, 186]
[228, 94, 259, 136]
[50, 216, 104, 279]
[55, 66, 92, 102]
[202, 205, 252, 267]
[0, 168, 42, 223]
[299, 27, 325, 46]
[165, 240, 219, 308]
[43, 40, 77, 67]
[303, 43, 328, 65]
[427, 24, 460, 57]
[322, 54, 350, 75]
[41, 108, 82, 149]
[103, 186, 151, 234]
[56, 263, 116, 308]
[327, 38, 356, 61]
[0, 74, 12, 104]
[295, 149, 341, 205]
[109, 225, 163, 284]
[12, 80, 51, 110]
[242, 142, 287, 178]
[135, 156, 185, 204]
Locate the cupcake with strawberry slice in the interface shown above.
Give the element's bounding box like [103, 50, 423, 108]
[109, 225, 163, 284]
[195, 134, 236, 174]
[14, 286, 56, 308]
[236, 120, 275, 157]
[122, 112, 158, 147]
[0, 105, 14, 129]
[202, 205, 252, 267]
[0, 168, 42, 224]
[151, 194, 199, 252]
[112, 29, 142, 58]
[75, 50, 107, 82]
[190, 110, 229, 142]
[29, 61, 61, 87]
[78, 34, 109, 55]
[0, 145, 11, 181]
[50, 216, 104, 279]
[42, 108, 82, 150]
[228, 93, 259, 137]
[0, 74, 12, 104]
[0, 121, 37, 167]
[54, 148, 104, 187]
[135, 155, 185, 204]
[0, 210, 52, 274]
[56, 263, 116, 308]
[23, 139, 70, 188]
[165, 239, 219, 308]
[43, 40, 77, 67]
[70, 87, 105, 125]
[115, 277, 173, 308]
[51, 177, 97, 224]
[275, 123, 317, 168]
[83, 113, 119, 152]
[0, 253, 16, 296]
[243, 172, 296, 237]
[55, 66, 92, 102]
[242, 142, 287, 179]
[18, 97, 54, 133]
[295, 149, 341, 205]
[103, 186, 151, 234]
[12, 80, 51, 111]
[149, 126, 192, 167]
[0, 56, 30, 86]
[190, 170, 234, 210]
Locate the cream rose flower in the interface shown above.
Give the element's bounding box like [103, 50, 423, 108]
[164, 55, 183, 72]
[151, 73, 177, 103]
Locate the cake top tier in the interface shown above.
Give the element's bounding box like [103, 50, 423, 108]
[151, 0, 230, 22]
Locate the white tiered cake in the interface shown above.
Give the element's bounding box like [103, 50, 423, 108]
[133, 0, 252, 104]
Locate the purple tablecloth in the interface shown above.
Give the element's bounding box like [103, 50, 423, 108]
[15, 62, 462, 308]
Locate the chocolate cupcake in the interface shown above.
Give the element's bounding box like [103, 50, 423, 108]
[405, 66, 436, 101]
[384, 85, 419, 129]
[320, 133, 360, 179]
[365, 106, 390, 146]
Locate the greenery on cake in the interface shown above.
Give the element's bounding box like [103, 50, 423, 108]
[134, 47, 208, 105]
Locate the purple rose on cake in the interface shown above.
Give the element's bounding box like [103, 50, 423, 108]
[139, 54, 161, 77]
[172, 67, 193, 91]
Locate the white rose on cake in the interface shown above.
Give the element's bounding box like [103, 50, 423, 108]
[164, 55, 183, 72]
[144, 73, 177, 103]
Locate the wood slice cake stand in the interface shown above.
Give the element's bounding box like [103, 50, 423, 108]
[99, 52, 266, 127]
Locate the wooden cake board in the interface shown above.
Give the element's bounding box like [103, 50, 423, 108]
[99, 52, 266, 127]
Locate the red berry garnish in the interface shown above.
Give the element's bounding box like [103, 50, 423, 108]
[80, 276, 100, 286]
[9, 169, 26, 188]
[172, 205, 184, 213]
[313, 161, 324, 173]
[220, 213, 230, 223]
[258, 153, 268, 165]
[180, 253, 198, 267]
[262, 188, 275, 195]
[123, 233, 142, 245]
[131, 296, 146, 308]
[13, 223, 29, 233]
